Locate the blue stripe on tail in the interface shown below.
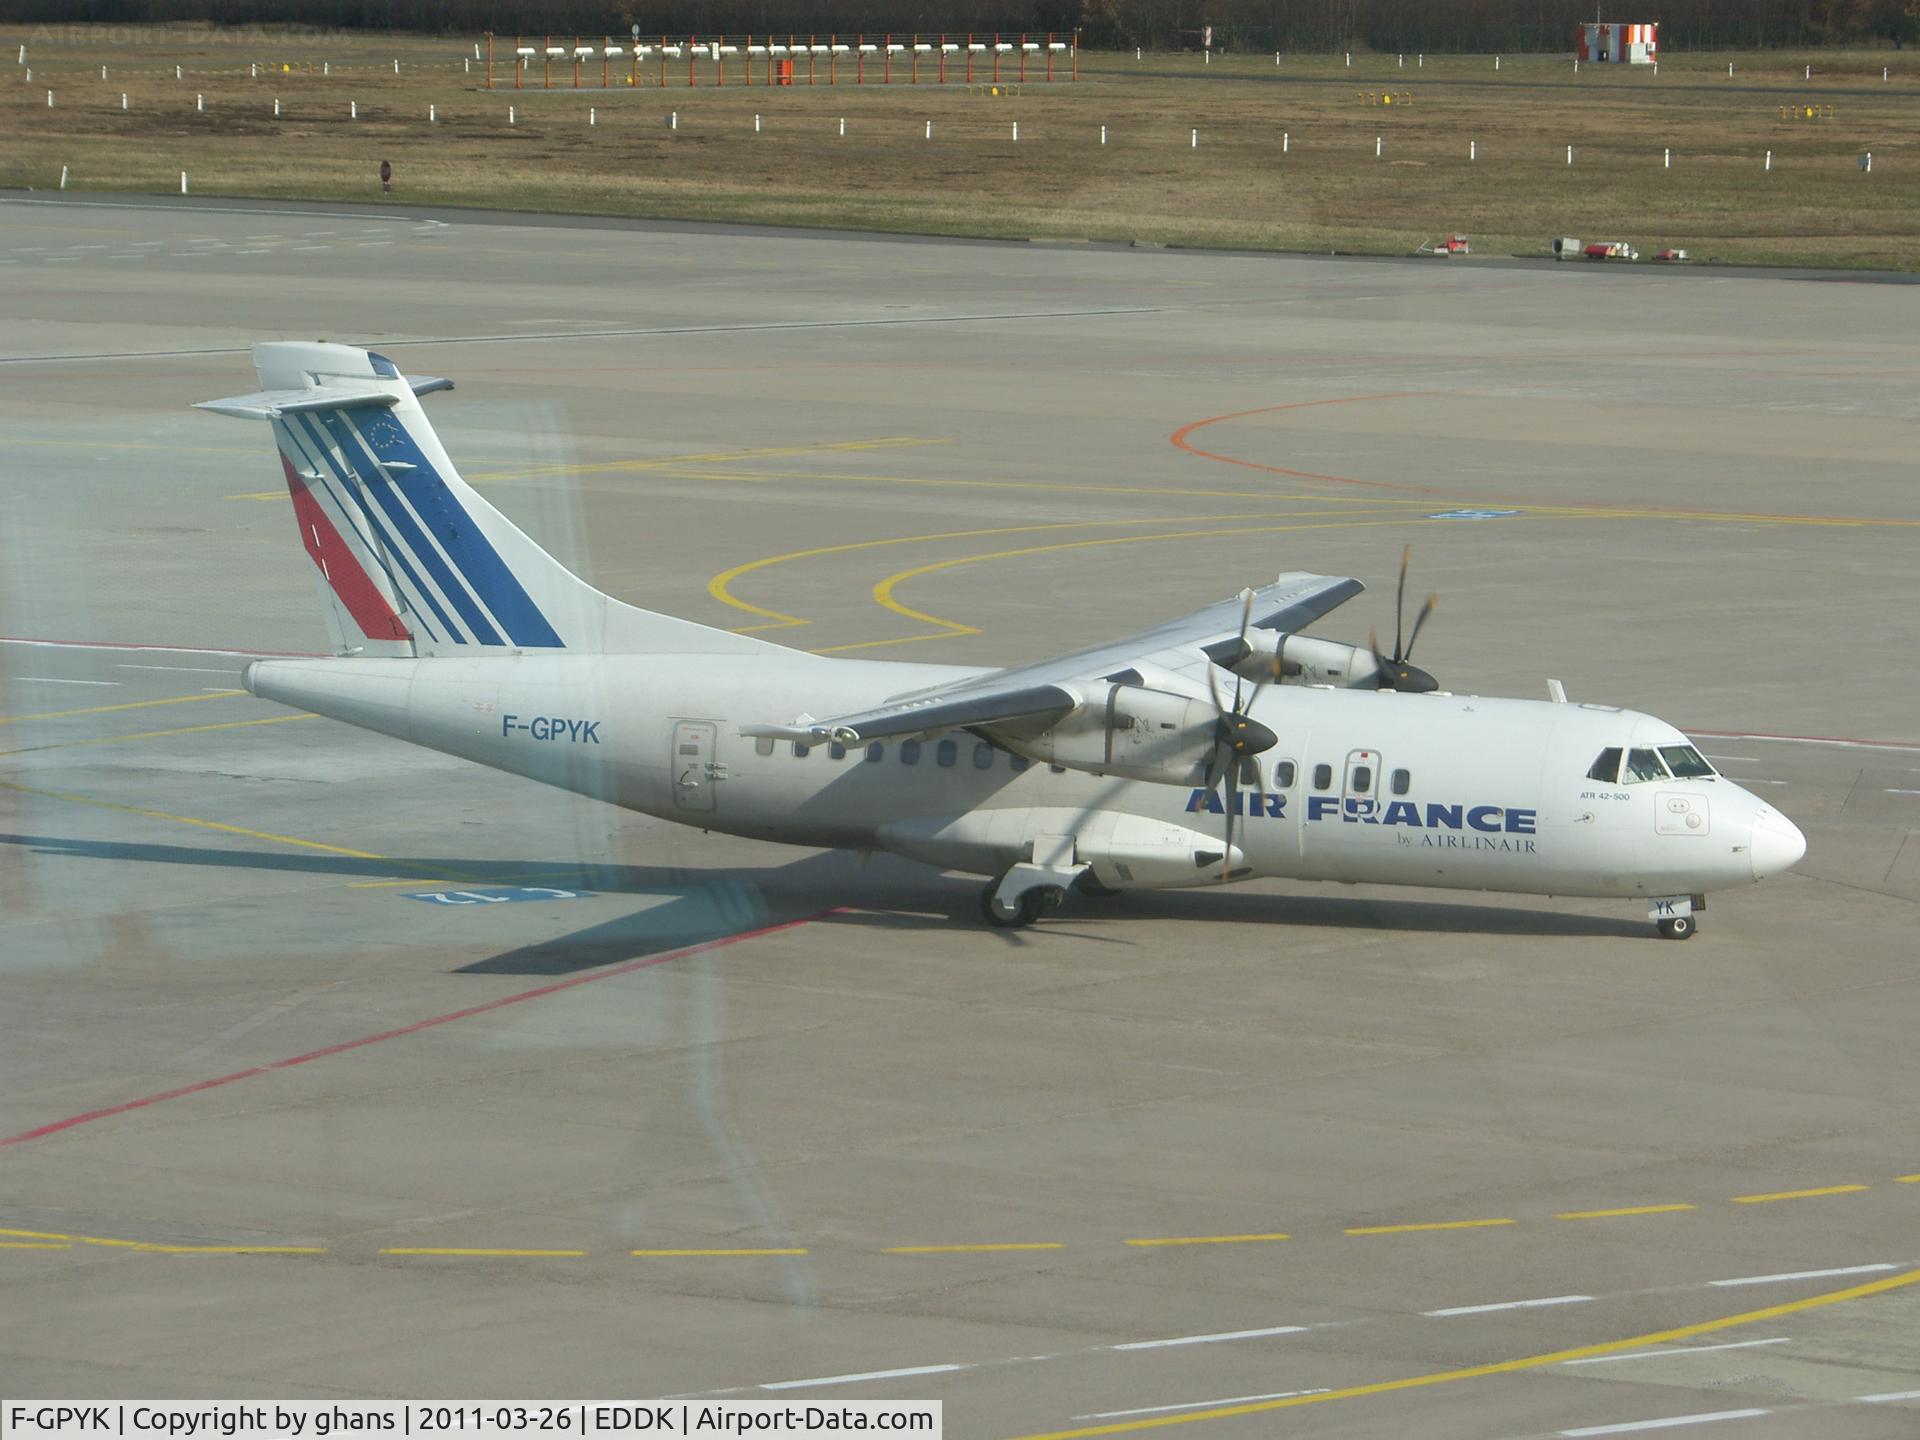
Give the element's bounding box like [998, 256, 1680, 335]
[293, 414, 466, 645]
[308, 412, 506, 647]
[341, 409, 564, 650]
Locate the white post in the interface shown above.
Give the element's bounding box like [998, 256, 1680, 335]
[474, 44, 481, 59]
[1013, 121, 1019, 141]
[1398, 54, 1404, 68]
[1345, 52, 1351, 67]
[1100, 124, 1107, 144]
[1567, 143, 1573, 164]
[926, 119, 932, 139]
[180, 171, 188, 194]
[1495, 55, 1501, 69]
[59, 165, 67, 189]
[590, 107, 596, 125]
[1469, 139, 1476, 160]
[324, 62, 329, 76]
[175, 64, 182, 79]
[1765, 149, 1772, 171]
[1191, 127, 1197, 148]
[1884, 67, 1889, 82]
[196, 93, 203, 111]
[430, 103, 437, 123]
[1274, 52, 1280, 65]
[1135, 47, 1141, 61]
[670, 110, 677, 130]
[838, 116, 845, 136]
[394, 59, 401, 75]
[1729, 62, 1734, 77]
[350, 100, 357, 119]
[1375, 134, 1382, 157]
[16, 44, 22, 63]
[1418, 53, 1423, 67]
[121, 93, 127, 110]
[1805, 64, 1811, 80]
[45, 89, 52, 107]
[274, 98, 280, 116]
[755, 113, 761, 133]
[1204, 51, 1209, 65]
[1865, 151, 1872, 172]
[1652, 60, 1658, 74]
[1574, 58, 1579, 73]
[465, 59, 470, 74]
[509, 105, 515, 124]
[250, 63, 256, 78]
[101, 64, 107, 79]
[1282, 131, 1288, 153]
[1664, 147, 1670, 169]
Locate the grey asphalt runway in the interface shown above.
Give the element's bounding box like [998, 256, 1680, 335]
[2, 194, 1917, 1439]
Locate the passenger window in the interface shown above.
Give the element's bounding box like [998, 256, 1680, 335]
[1351, 765, 1372, 794]
[1659, 745, 1716, 779]
[1237, 757, 1260, 788]
[1009, 755, 1030, 772]
[1390, 768, 1410, 796]
[865, 743, 884, 763]
[1273, 760, 1297, 788]
[900, 739, 921, 765]
[1623, 748, 1669, 783]
[792, 742, 809, 759]
[973, 742, 995, 770]
[1312, 763, 1333, 790]
[754, 736, 775, 757]
[937, 740, 957, 768]
[1587, 747, 1622, 783]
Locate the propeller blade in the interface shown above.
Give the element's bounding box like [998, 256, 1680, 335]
[1221, 762, 1237, 885]
[1368, 627, 1393, 689]
[1404, 593, 1439, 661]
[1392, 544, 1410, 661]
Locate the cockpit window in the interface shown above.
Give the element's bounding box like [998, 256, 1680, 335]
[1659, 745, 1716, 779]
[1586, 747, 1622, 783]
[1623, 748, 1670, 783]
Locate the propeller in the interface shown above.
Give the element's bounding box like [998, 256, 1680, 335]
[1202, 593, 1284, 883]
[1369, 546, 1440, 693]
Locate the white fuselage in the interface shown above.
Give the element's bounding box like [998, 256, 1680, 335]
[246, 652, 1802, 903]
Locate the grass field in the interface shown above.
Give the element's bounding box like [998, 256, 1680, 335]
[4, 25, 1917, 268]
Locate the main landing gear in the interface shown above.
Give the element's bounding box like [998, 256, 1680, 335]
[1650, 894, 1704, 941]
[980, 841, 1091, 929]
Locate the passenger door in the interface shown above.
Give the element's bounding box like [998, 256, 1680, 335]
[1343, 748, 1380, 819]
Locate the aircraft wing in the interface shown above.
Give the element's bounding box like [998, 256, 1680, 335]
[746, 572, 1363, 744]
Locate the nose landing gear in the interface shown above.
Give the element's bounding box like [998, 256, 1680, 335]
[1650, 894, 1703, 940]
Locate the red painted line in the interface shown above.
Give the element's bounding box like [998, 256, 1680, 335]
[1169, 394, 1453, 495]
[1, 911, 832, 1149]
[1169, 399, 1916, 525]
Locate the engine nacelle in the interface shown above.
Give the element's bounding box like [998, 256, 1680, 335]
[1009, 683, 1217, 786]
[1275, 632, 1380, 687]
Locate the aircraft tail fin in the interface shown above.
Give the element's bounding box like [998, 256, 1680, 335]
[197, 341, 784, 659]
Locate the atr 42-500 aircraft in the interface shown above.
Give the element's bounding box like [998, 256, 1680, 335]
[199, 343, 1805, 939]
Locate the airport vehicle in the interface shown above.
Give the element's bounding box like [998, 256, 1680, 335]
[198, 342, 1805, 938]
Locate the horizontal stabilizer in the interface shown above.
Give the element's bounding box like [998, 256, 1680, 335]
[194, 386, 402, 421]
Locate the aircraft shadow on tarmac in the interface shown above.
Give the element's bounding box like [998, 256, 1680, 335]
[3, 832, 1648, 974]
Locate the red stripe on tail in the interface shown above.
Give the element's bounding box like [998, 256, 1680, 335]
[281, 453, 411, 642]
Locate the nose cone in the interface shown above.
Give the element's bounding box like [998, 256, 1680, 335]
[1750, 806, 1807, 880]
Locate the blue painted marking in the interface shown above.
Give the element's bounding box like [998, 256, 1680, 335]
[404, 886, 596, 905]
[312, 411, 504, 646]
[1427, 509, 1520, 520]
[294, 413, 464, 643]
[345, 409, 565, 650]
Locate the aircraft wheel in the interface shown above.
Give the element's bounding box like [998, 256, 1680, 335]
[981, 878, 1044, 929]
[1657, 914, 1696, 941]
